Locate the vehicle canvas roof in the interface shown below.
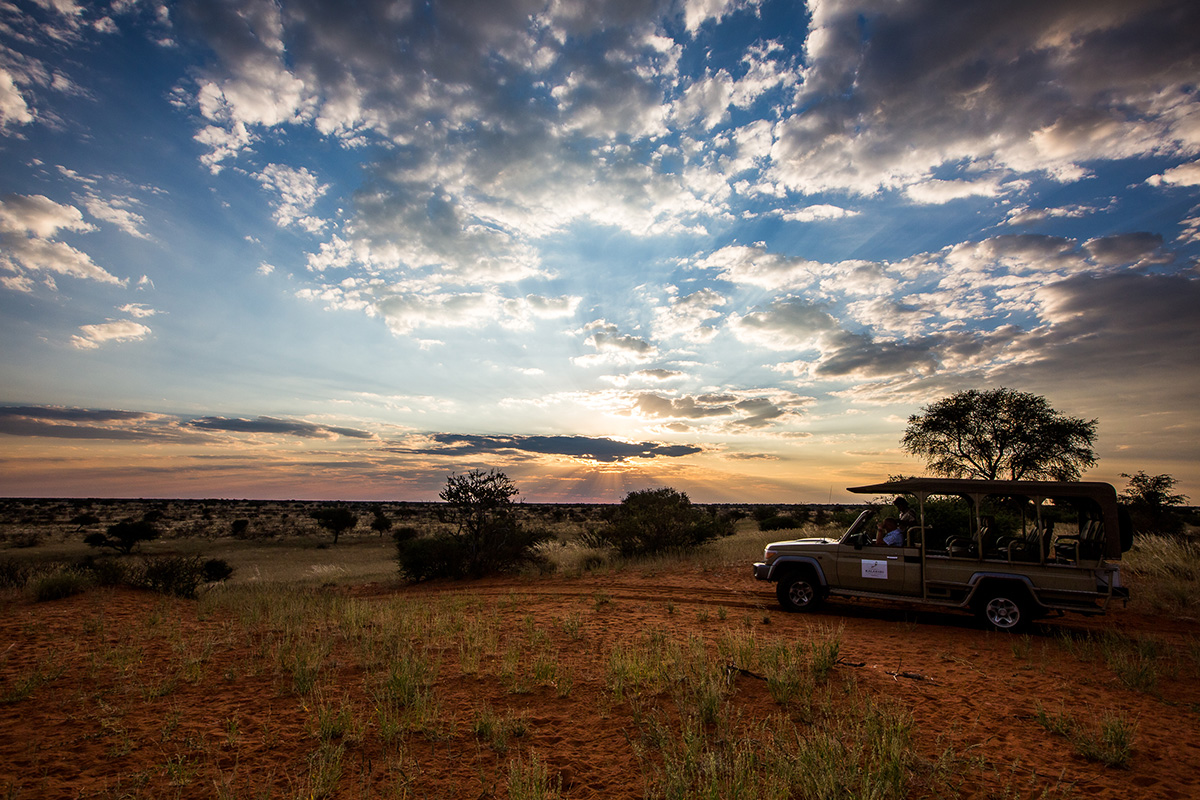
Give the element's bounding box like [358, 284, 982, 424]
[848, 477, 1127, 557]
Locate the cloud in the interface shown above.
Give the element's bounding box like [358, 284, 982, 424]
[697, 244, 821, 291]
[904, 176, 1009, 204]
[0, 406, 203, 442]
[0, 68, 33, 128]
[574, 321, 658, 366]
[653, 287, 725, 342]
[0, 194, 124, 286]
[770, 0, 1200, 195]
[255, 163, 327, 231]
[187, 416, 374, 439]
[778, 204, 859, 222]
[407, 432, 701, 463]
[83, 195, 151, 239]
[628, 389, 814, 430]
[1146, 160, 1200, 187]
[70, 319, 151, 349]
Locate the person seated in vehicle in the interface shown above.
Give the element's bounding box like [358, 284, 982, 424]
[874, 517, 904, 546]
[894, 497, 917, 531]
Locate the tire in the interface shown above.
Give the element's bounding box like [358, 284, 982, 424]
[776, 570, 823, 613]
[977, 588, 1030, 632]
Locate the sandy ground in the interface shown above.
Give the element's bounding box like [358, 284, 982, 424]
[1, 565, 1198, 799]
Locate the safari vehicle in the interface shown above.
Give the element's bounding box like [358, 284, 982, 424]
[752, 478, 1132, 632]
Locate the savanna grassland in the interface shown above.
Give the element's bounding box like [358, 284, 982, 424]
[1, 499, 1199, 799]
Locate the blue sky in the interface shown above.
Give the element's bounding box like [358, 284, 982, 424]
[1, 0, 1198, 502]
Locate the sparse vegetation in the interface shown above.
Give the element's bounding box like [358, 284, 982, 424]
[397, 469, 552, 580]
[591, 487, 735, 557]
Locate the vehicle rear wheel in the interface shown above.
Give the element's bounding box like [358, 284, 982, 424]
[978, 589, 1030, 632]
[776, 571, 823, 613]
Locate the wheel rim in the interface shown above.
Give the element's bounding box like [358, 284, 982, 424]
[788, 581, 815, 607]
[986, 597, 1020, 629]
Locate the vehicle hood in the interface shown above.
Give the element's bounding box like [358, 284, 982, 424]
[772, 537, 839, 547]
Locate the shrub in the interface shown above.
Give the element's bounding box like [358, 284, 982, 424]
[230, 518, 251, 538]
[79, 555, 136, 587]
[31, 570, 91, 602]
[0, 558, 30, 589]
[760, 515, 802, 531]
[397, 534, 466, 582]
[202, 558, 234, 583]
[397, 470, 551, 581]
[84, 519, 160, 554]
[595, 488, 735, 557]
[140, 556, 206, 598]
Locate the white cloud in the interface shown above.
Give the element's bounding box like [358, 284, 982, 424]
[0, 69, 34, 128]
[779, 204, 858, 222]
[117, 303, 156, 318]
[0, 194, 123, 286]
[653, 287, 725, 343]
[255, 163, 327, 231]
[697, 244, 821, 291]
[904, 177, 1009, 205]
[70, 319, 151, 350]
[1147, 161, 1200, 187]
[84, 195, 150, 239]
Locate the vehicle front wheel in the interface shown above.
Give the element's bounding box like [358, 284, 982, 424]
[978, 590, 1030, 632]
[776, 572, 823, 613]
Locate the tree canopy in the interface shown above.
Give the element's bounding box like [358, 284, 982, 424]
[901, 388, 1097, 481]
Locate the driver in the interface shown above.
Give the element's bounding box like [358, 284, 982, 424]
[875, 517, 904, 546]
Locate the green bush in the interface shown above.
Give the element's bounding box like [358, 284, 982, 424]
[84, 519, 160, 554]
[79, 555, 136, 587]
[760, 515, 802, 531]
[202, 558, 234, 583]
[31, 570, 91, 601]
[0, 558, 30, 589]
[396, 470, 551, 581]
[140, 556, 208, 598]
[396, 534, 465, 582]
[595, 488, 735, 557]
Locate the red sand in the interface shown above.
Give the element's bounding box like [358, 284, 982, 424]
[2, 566, 1198, 799]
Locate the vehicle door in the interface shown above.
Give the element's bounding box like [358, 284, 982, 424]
[835, 535, 921, 596]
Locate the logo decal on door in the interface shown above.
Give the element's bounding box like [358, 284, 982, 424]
[862, 560, 888, 579]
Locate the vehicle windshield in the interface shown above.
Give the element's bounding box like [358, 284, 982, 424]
[841, 509, 875, 543]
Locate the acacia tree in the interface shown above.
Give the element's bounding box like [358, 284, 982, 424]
[1120, 470, 1189, 535]
[395, 469, 550, 580]
[901, 388, 1097, 481]
[311, 506, 358, 545]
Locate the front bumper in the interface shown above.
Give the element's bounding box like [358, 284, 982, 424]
[752, 562, 772, 581]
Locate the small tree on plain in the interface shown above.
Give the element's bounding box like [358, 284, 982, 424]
[370, 507, 393, 537]
[397, 469, 550, 580]
[1120, 471, 1189, 536]
[598, 487, 734, 557]
[901, 388, 1097, 481]
[311, 506, 358, 545]
[84, 519, 160, 555]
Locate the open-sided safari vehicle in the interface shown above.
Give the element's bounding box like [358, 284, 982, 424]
[753, 478, 1132, 631]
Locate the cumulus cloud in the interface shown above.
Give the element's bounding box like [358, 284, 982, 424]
[255, 163, 327, 232]
[574, 321, 658, 366]
[0, 194, 124, 287]
[70, 319, 151, 349]
[1146, 161, 1200, 187]
[779, 204, 859, 222]
[653, 287, 725, 342]
[770, 0, 1200, 195]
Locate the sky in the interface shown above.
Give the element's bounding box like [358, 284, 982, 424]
[1, 0, 1198, 504]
